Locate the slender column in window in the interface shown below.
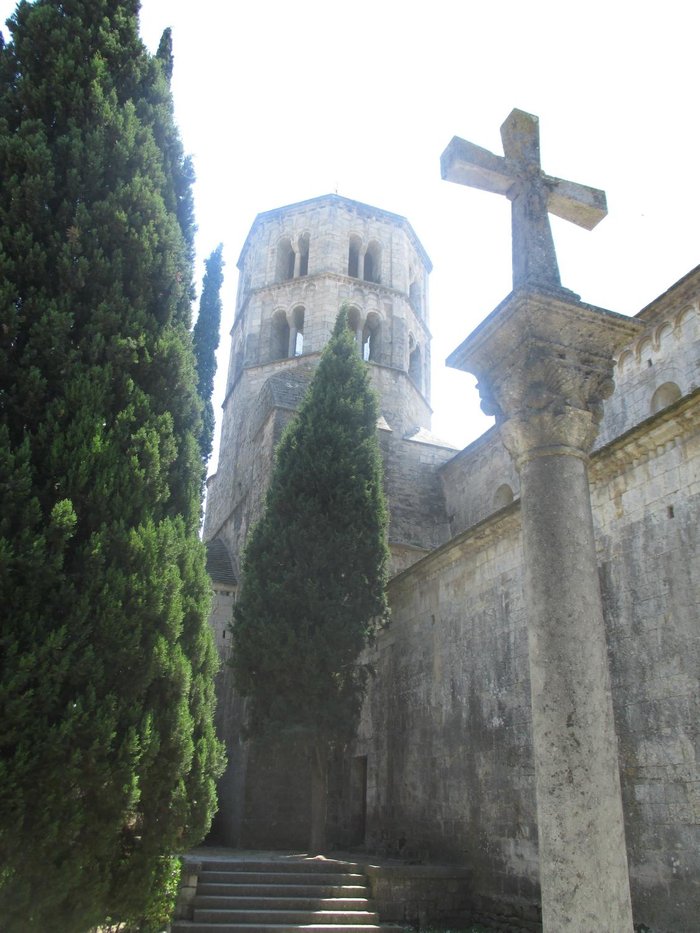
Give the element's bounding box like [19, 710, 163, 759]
[290, 306, 305, 357]
[347, 306, 362, 347]
[362, 312, 381, 362]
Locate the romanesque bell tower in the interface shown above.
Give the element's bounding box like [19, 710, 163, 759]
[203, 194, 455, 846]
[204, 194, 454, 579]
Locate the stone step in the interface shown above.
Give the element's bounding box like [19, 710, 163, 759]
[192, 909, 379, 925]
[199, 860, 361, 874]
[198, 871, 365, 886]
[196, 884, 369, 899]
[174, 857, 391, 932]
[172, 925, 401, 933]
[194, 896, 373, 911]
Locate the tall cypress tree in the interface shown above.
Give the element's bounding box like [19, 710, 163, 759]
[193, 244, 224, 465]
[231, 308, 390, 851]
[0, 3, 224, 930]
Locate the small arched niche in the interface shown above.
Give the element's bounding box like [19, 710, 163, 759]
[271, 310, 290, 360]
[493, 484, 514, 510]
[362, 312, 381, 362]
[276, 237, 295, 282]
[651, 381, 681, 414]
[291, 305, 305, 356]
[364, 241, 382, 284]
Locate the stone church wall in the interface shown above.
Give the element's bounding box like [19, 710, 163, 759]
[596, 270, 700, 446]
[379, 431, 454, 559]
[592, 393, 700, 930]
[357, 392, 700, 931]
[440, 427, 520, 537]
[356, 507, 537, 908]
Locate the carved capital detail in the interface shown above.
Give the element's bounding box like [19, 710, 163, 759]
[447, 288, 644, 467]
[477, 345, 618, 464]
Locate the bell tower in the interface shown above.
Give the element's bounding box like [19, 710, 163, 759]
[203, 193, 456, 846]
[204, 193, 454, 577]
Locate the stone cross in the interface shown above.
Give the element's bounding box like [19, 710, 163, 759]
[441, 109, 607, 290]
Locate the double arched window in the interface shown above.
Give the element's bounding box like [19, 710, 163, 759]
[276, 234, 310, 283]
[346, 307, 382, 364]
[347, 237, 382, 284]
[270, 307, 306, 361]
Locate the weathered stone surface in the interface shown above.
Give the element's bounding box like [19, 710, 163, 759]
[441, 109, 607, 290]
[446, 283, 641, 930]
[364, 863, 472, 925]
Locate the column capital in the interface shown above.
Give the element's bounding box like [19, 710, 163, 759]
[447, 286, 643, 464]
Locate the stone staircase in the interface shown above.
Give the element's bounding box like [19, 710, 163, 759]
[171, 857, 399, 933]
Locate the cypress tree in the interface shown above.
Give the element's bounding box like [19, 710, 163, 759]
[231, 308, 390, 850]
[193, 244, 224, 465]
[0, 3, 224, 930]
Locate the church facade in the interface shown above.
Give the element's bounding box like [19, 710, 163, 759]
[203, 193, 699, 931]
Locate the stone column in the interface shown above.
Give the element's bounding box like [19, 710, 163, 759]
[448, 287, 643, 932]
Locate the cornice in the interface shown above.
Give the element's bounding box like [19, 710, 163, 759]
[388, 501, 521, 591]
[232, 271, 432, 339]
[589, 387, 700, 481]
[236, 193, 432, 273]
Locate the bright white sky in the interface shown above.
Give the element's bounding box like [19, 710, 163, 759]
[2, 0, 699, 460]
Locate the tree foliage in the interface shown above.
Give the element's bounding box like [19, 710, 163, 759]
[193, 244, 224, 464]
[0, 3, 224, 930]
[231, 308, 390, 847]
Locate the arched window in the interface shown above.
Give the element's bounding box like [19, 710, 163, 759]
[651, 381, 681, 414]
[362, 312, 381, 362]
[291, 305, 305, 357]
[409, 275, 422, 314]
[271, 310, 290, 360]
[298, 233, 309, 277]
[346, 306, 362, 346]
[232, 339, 244, 382]
[408, 336, 422, 391]
[348, 236, 362, 278]
[364, 241, 381, 284]
[494, 484, 514, 509]
[276, 237, 295, 282]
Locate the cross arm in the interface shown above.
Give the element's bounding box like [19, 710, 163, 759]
[545, 175, 608, 230]
[440, 136, 511, 196]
